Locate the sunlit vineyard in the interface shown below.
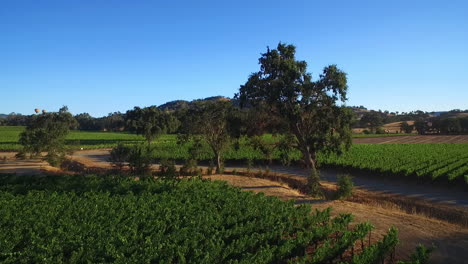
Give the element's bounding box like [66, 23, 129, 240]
[318, 144, 468, 184]
[0, 175, 399, 263]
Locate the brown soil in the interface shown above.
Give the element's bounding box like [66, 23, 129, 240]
[0, 152, 61, 175]
[206, 175, 468, 264]
[354, 135, 468, 144]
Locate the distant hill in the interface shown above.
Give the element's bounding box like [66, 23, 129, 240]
[158, 96, 237, 111]
[0, 114, 7, 119]
[158, 100, 190, 111]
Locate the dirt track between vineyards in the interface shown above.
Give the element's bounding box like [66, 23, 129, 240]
[353, 135, 468, 144]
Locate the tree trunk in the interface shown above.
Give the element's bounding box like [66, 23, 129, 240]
[302, 147, 317, 176]
[215, 151, 222, 174]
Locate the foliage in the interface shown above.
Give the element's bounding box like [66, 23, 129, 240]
[126, 144, 154, 176]
[359, 112, 384, 133]
[249, 135, 276, 165]
[239, 43, 352, 175]
[125, 106, 179, 144]
[109, 143, 130, 171]
[397, 244, 434, 264]
[335, 174, 354, 200]
[307, 169, 323, 197]
[400, 121, 414, 133]
[18, 106, 77, 166]
[159, 158, 178, 181]
[179, 100, 233, 173]
[0, 174, 403, 263]
[318, 144, 468, 184]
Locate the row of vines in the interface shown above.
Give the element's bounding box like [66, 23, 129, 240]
[0, 175, 404, 263]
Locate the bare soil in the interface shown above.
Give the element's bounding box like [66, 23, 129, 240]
[354, 135, 468, 144]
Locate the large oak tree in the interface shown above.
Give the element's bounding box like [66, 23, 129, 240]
[239, 43, 352, 176]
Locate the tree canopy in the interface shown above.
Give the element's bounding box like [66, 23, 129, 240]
[239, 43, 352, 175]
[125, 106, 179, 144]
[179, 100, 233, 173]
[18, 106, 77, 165]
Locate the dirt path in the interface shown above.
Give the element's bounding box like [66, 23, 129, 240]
[354, 135, 468, 144]
[206, 175, 468, 264]
[68, 150, 468, 209]
[4, 149, 467, 207]
[0, 152, 60, 175]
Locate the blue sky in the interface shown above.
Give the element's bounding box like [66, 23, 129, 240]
[1, 0, 467, 117]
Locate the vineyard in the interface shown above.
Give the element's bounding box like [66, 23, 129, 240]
[0, 175, 402, 263]
[1, 126, 467, 185]
[318, 144, 468, 184]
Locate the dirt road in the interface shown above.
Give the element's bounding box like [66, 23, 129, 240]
[353, 135, 468, 144]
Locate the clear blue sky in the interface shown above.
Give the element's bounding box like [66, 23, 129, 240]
[1, 0, 467, 117]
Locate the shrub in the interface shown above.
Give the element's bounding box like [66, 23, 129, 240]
[375, 127, 386, 134]
[307, 170, 323, 197]
[159, 159, 177, 177]
[127, 144, 154, 176]
[335, 174, 353, 200]
[398, 244, 434, 264]
[109, 143, 130, 171]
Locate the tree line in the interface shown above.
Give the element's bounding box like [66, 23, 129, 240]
[16, 43, 354, 195]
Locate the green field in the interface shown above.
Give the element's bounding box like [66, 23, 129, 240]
[2, 126, 467, 184]
[0, 174, 399, 263]
[0, 126, 411, 151]
[0, 126, 145, 151]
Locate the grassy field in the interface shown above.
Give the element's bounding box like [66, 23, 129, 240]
[0, 126, 145, 151]
[0, 174, 399, 263]
[0, 126, 414, 151]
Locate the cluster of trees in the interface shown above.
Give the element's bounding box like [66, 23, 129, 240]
[414, 116, 468, 135]
[17, 106, 77, 166]
[0, 113, 34, 126]
[74, 112, 125, 131]
[16, 43, 353, 196]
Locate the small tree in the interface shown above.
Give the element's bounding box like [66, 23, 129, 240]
[249, 135, 275, 165]
[109, 143, 130, 171]
[335, 174, 353, 200]
[414, 119, 428, 135]
[180, 100, 233, 174]
[360, 112, 383, 133]
[126, 144, 154, 176]
[400, 121, 414, 134]
[18, 106, 77, 166]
